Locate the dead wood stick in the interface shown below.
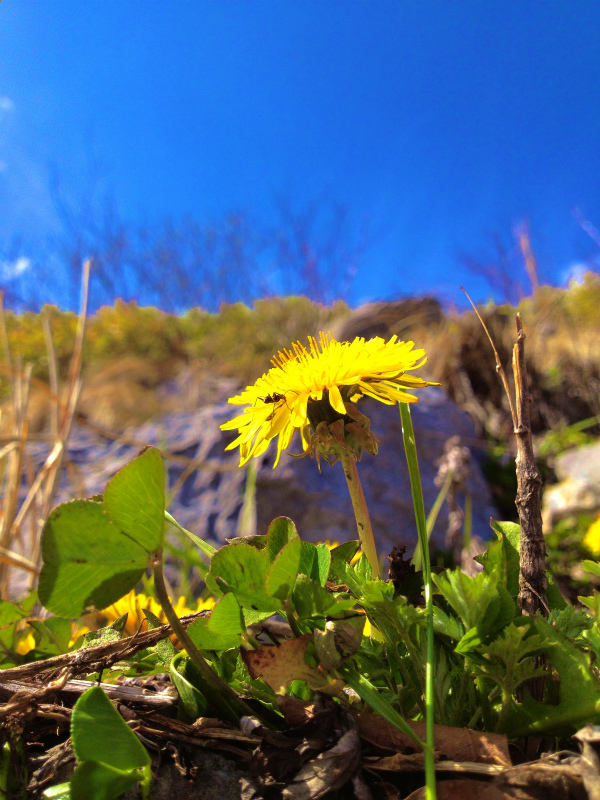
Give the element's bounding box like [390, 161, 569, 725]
[0, 610, 209, 683]
[512, 314, 547, 618]
[0, 678, 177, 709]
[461, 292, 548, 619]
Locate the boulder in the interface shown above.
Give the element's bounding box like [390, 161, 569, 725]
[542, 441, 600, 530]
[31, 387, 496, 564]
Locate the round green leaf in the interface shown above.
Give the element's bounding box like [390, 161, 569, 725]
[104, 446, 165, 552]
[71, 686, 150, 770]
[70, 761, 140, 800]
[39, 500, 147, 618]
[265, 538, 302, 600]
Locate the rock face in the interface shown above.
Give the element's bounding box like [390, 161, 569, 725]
[542, 441, 600, 529]
[254, 388, 496, 555]
[29, 387, 497, 563]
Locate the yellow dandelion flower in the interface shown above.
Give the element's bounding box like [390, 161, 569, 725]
[15, 620, 89, 655]
[584, 513, 600, 556]
[221, 331, 436, 467]
[94, 590, 215, 638]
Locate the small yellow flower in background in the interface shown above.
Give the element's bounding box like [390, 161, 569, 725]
[15, 620, 89, 656]
[94, 590, 215, 638]
[584, 513, 600, 555]
[15, 629, 36, 656]
[221, 331, 436, 467]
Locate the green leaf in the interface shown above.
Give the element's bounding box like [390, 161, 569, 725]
[477, 520, 567, 610]
[39, 500, 147, 617]
[104, 446, 165, 552]
[28, 617, 73, 657]
[165, 511, 216, 558]
[187, 593, 244, 651]
[265, 517, 298, 562]
[225, 534, 267, 550]
[432, 606, 464, 641]
[432, 569, 501, 632]
[206, 543, 280, 612]
[169, 652, 208, 719]
[328, 540, 360, 577]
[70, 761, 141, 800]
[265, 538, 302, 600]
[501, 618, 600, 736]
[583, 560, 600, 579]
[71, 686, 150, 770]
[470, 622, 547, 695]
[297, 542, 331, 586]
[142, 608, 178, 667]
[292, 574, 349, 620]
[314, 544, 332, 586]
[0, 599, 27, 628]
[549, 606, 594, 642]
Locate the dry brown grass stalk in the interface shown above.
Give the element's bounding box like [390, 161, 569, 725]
[0, 261, 91, 600]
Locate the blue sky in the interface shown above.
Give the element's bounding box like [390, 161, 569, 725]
[1, 1, 600, 310]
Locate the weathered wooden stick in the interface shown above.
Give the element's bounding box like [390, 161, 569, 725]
[512, 313, 547, 618]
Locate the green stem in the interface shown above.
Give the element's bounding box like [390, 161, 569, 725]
[284, 602, 303, 638]
[413, 468, 454, 571]
[339, 448, 379, 578]
[399, 402, 437, 800]
[152, 552, 255, 724]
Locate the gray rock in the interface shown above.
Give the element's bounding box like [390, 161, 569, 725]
[254, 388, 496, 555]
[555, 441, 600, 484]
[541, 441, 600, 529]
[28, 387, 496, 566]
[542, 477, 600, 530]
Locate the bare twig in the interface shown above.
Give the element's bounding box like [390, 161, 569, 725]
[461, 293, 547, 616]
[0, 610, 209, 683]
[512, 314, 547, 618]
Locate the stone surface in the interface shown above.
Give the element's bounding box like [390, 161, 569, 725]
[23, 388, 497, 565]
[555, 441, 600, 484]
[541, 441, 600, 529]
[254, 388, 497, 555]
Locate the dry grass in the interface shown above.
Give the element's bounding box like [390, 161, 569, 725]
[0, 263, 90, 600]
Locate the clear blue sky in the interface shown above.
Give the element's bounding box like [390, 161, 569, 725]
[1, 1, 600, 310]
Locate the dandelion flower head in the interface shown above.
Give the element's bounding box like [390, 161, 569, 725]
[221, 331, 436, 467]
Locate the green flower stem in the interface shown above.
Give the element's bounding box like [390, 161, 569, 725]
[412, 468, 454, 571]
[152, 552, 256, 724]
[399, 402, 437, 800]
[339, 448, 380, 578]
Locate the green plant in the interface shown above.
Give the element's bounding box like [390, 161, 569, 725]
[47, 686, 152, 800]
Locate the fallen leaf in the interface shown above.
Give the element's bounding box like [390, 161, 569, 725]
[243, 635, 330, 694]
[574, 724, 600, 800]
[494, 761, 587, 800]
[242, 699, 365, 800]
[358, 714, 511, 767]
[281, 726, 361, 799]
[364, 752, 429, 772]
[405, 779, 517, 800]
[277, 696, 316, 728]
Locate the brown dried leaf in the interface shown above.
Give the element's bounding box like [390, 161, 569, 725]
[277, 696, 316, 728]
[405, 779, 517, 800]
[494, 762, 587, 800]
[281, 726, 362, 799]
[358, 714, 511, 767]
[243, 635, 330, 694]
[364, 752, 429, 772]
